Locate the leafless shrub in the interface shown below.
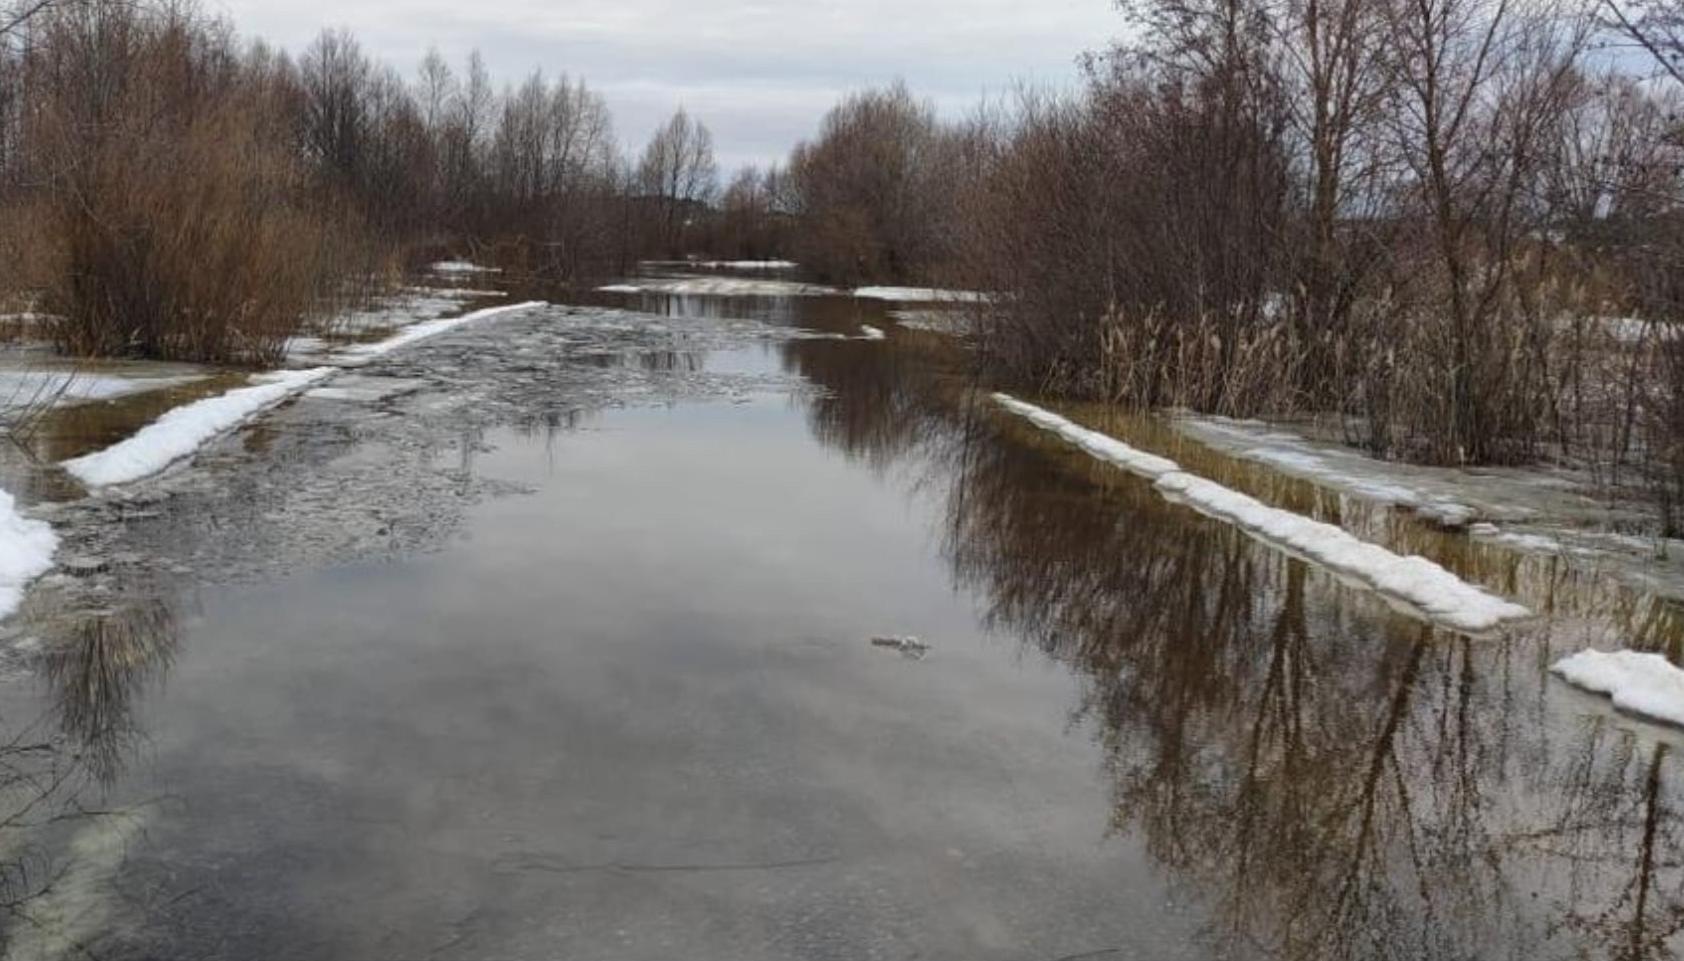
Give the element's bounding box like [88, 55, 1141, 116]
[952, 0, 1684, 501]
[964, 62, 1300, 414]
[785, 82, 965, 286]
[0, 2, 367, 363]
[713, 164, 789, 260]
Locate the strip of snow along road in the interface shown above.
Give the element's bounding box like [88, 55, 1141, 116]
[65, 301, 546, 487]
[334, 301, 545, 365]
[1551, 649, 1684, 728]
[993, 394, 1181, 479]
[0, 486, 56, 622]
[63, 367, 336, 488]
[852, 286, 988, 304]
[596, 278, 836, 297]
[992, 393, 1530, 633]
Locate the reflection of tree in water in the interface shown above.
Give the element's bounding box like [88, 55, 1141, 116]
[0, 598, 178, 920]
[782, 331, 973, 477]
[790, 334, 1684, 960]
[43, 600, 177, 784]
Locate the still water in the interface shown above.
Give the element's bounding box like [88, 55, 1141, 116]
[1, 280, 1681, 960]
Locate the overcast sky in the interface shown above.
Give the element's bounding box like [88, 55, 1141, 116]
[207, 0, 1124, 171]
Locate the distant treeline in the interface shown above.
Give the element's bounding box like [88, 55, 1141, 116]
[0, 0, 788, 363]
[5, 0, 1684, 526]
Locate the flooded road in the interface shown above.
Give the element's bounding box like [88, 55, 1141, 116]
[2, 275, 1683, 960]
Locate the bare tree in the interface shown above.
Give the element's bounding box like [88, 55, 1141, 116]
[0, 0, 62, 39]
[1603, 0, 1684, 84]
[636, 107, 717, 256]
[785, 82, 961, 285]
[415, 45, 454, 134]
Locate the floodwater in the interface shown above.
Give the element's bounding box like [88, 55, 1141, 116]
[1, 272, 1683, 960]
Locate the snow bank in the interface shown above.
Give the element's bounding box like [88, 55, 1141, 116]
[993, 394, 1181, 479]
[431, 260, 502, 274]
[694, 260, 798, 270]
[63, 301, 545, 487]
[1552, 649, 1684, 727]
[993, 394, 1530, 633]
[335, 301, 545, 365]
[597, 278, 835, 297]
[890, 308, 971, 335]
[330, 290, 503, 335]
[853, 286, 988, 304]
[0, 486, 55, 622]
[63, 368, 335, 487]
[859, 325, 886, 341]
[1155, 472, 1529, 632]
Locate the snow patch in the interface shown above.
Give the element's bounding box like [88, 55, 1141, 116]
[852, 286, 988, 303]
[431, 260, 502, 275]
[1183, 417, 1483, 526]
[994, 394, 1529, 633]
[692, 260, 799, 270]
[859, 325, 886, 341]
[890, 308, 971, 335]
[334, 301, 545, 366]
[62, 368, 335, 487]
[0, 486, 56, 622]
[1552, 649, 1684, 728]
[598, 278, 835, 297]
[993, 394, 1181, 479]
[1154, 472, 1529, 632]
[1474, 527, 1567, 555]
[62, 301, 546, 487]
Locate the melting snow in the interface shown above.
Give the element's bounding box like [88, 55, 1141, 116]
[1180, 417, 1477, 525]
[994, 394, 1180, 479]
[597, 278, 836, 297]
[852, 286, 988, 303]
[890, 308, 971, 335]
[1552, 649, 1684, 728]
[691, 260, 799, 270]
[431, 260, 502, 274]
[63, 367, 337, 488]
[994, 394, 1530, 633]
[334, 302, 546, 366]
[0, 486, 55, 622]
[64, 302, 546, 487]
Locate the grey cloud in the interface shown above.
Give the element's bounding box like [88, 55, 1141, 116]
[210, 0, 1120, 166]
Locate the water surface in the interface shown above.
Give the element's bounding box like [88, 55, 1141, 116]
[1, 279, 1681, 960]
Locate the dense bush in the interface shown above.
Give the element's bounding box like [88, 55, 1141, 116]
[0, 1, 736, 363]
[948, 0, 1684, 495]
[784, 83, 966, 286]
